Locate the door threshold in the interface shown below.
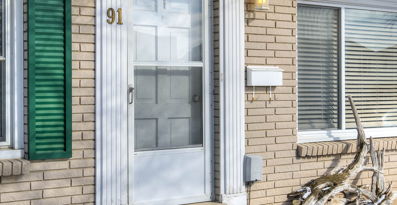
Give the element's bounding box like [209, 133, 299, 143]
[186, 202, 225, 205]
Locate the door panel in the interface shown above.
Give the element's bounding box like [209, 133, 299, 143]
[158, 28, 191, 61]
[134, 66, 157, 103]
[170, 118, 190, 146]
[133, 26, 157, 61]
[169, 67, 190, 101]
[135, 119, 157, 149]
[133, 0, 157, 11]
[165, 0, 190, 13]
[133, 149, 205, 203]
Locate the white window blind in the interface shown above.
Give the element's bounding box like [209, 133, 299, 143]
[345, 9, 397, 129]
[298, 5, 340, 131]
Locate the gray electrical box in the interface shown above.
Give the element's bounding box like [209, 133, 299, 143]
[244, 155, 263, 183]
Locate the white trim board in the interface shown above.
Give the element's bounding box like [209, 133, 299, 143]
[0, 149, 23, 160]
[0, 0, 24, 151]
[219, 0, 246, 203]
[96, 0, 129, 203]
[299, 127, 397, 144]
[10, 0, 24, 150]
[222, 193, 247, 205]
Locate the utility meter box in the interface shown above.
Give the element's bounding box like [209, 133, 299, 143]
[244, 155, 263, 183]
[246, 66, 283, 86]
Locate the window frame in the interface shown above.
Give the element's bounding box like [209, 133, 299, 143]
[0, 0, 24, 159]
[298, 0, 397, 143]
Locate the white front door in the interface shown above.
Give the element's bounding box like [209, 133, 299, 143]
[128, 0, 212, 204]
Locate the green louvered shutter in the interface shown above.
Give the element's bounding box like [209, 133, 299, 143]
[28, 0, 72, 160]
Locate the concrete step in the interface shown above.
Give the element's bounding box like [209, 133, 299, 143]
[186, 202, 225, 205]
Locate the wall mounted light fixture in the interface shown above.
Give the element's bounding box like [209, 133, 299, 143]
[256, 0, 269, 10]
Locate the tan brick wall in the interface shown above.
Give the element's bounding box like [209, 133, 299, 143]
[0, 0, 95, 204]
[244, 1, 297, 204]
[244, 0, 397, 205]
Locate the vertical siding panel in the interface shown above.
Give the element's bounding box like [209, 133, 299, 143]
[219, 0, 246, 202]
[96, 0, 129, 204]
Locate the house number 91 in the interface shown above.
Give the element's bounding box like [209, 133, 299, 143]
[107, 8, 123, 25]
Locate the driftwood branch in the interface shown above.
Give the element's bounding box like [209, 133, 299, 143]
[289, 96, 396, 205]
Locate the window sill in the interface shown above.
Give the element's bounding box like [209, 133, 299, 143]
[298, 127, 397, 143]
[297, 137, 397, 157]
[0, 149, 29, 177]
[0, 149, 24, 160]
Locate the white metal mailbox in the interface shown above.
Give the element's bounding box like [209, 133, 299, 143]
[246, 66, 283, 86]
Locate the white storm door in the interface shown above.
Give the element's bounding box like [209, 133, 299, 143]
[128, 0, 212, 204]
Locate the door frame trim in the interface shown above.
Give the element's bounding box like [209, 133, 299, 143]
[96, 0, 129, 203]
[218, 0, 247, 204]
[96, 0, 214, 204]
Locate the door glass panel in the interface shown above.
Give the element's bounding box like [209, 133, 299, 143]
[132, 0, 202, 62]
[132, 0, 204, 151]
[134, 66, 203, 151]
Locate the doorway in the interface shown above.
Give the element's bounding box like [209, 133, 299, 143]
[127, 0, 212, 204]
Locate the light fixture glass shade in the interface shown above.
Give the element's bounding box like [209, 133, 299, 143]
[256, 0, 269, 10]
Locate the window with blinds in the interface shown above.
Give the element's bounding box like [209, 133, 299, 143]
[345, 9, 397, 129]
[298, 4, 397, 134]
[298, 5, 340, 131]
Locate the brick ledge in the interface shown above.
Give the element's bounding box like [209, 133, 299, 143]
[0, 159, 30, 176]
[297, 137, 397, 157]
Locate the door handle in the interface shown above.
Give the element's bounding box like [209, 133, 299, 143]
[128, 85, 134, 104]
[192, 94, 201, 103]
